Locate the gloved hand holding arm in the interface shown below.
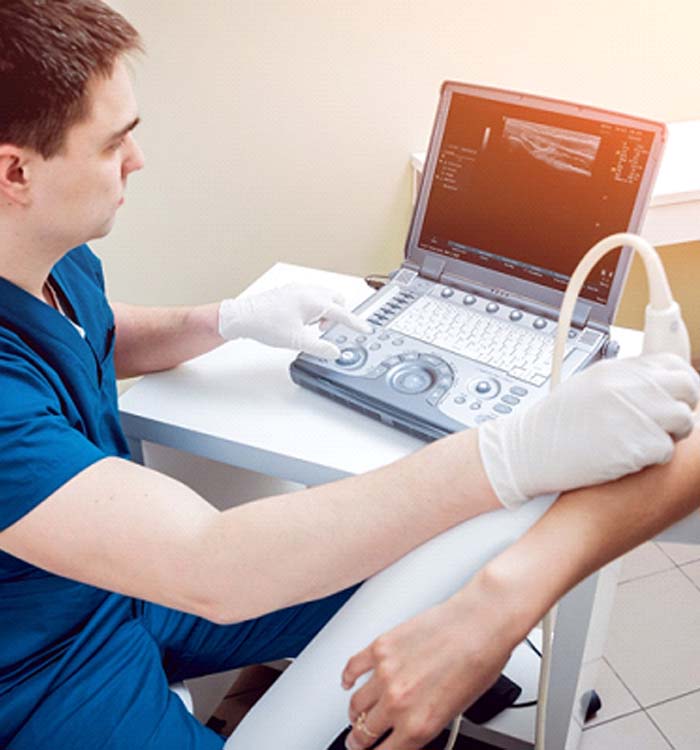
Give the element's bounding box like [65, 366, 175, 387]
[219, 283, 371, 360]
[480, 352, 699, 509]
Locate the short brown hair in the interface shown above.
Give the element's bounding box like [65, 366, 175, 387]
[0, 0, 142, 158]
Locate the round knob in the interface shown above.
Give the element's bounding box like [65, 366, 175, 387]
[463, 294, 477, 306]
[441, 288, 454, 298]
[336, 347, 366, 368]
[533, 317, 547, 330]
[509, 309, 523, 321]
[390, 365, 435, 394]
[486, 302, 500, 314]
[468, 377, 501, 400]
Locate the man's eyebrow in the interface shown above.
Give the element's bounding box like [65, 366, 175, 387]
[106, 116, 141, 144]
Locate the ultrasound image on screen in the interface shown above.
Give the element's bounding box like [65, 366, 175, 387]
[503, 118, 600, 177]
[419, 93, 655, 304]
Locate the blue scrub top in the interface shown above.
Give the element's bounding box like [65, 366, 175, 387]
[0, 245, 131, 737]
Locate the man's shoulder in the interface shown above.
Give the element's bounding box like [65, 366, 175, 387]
[0, 334, 58, 409]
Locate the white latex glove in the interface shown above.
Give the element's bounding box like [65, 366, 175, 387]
[479, 353, 700, 509]
[218, 284, 371, 359]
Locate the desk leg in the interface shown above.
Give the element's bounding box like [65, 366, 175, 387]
[544, 561, 620, 750]
[126, 436, 145, 466]
[542, 572, 598, 750]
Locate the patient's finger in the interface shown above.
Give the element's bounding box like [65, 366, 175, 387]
[345, 703, 389, 750]
[342, 645, 374, 689]
[348, 678, 381, 724]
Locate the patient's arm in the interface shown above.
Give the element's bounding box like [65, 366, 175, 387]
[342, 424, 700, 750]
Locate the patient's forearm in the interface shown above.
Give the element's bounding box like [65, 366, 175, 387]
[457, 426, 700, 649]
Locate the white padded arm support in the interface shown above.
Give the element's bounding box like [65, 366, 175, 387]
[225, 496, 554, 750]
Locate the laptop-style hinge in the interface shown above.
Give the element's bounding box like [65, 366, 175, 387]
[419, 255, 446, 281]
[572, 301, 592, 329]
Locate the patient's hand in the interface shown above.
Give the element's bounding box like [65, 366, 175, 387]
[341, 579, 517, 750]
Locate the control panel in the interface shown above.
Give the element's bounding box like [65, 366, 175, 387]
[291, 277, 608, 439]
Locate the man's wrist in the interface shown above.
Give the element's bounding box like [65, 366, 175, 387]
[188, 302, 227, 344]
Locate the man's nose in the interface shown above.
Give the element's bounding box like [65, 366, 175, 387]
[123, 134, 145, 175]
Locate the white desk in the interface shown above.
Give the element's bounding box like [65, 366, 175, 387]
[411, 120, 700, 247]
[119, 263, 646, 750]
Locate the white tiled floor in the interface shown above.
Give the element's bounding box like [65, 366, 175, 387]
[580, 541, 700, 750]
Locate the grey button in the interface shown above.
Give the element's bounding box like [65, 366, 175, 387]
[438, 376, 453, 388]
[502, 395, 520, 406]
[379, 333, 390, 341]
[509, 310, 523, 321]
[494, 404, 512, 414]
[427, 386, 449, 405]
[510, 386, 528, 397]
[475, 380, 492, 394]
[336, 348, 365, 367]
[383, 356, 401, 367]
[454, 396, 466, 404]
[441, 288, 454, 298]
[402, 352, 419, 361]
[463, 294, 477, 305]
[392, 338, 404, 346]
[568, 329, 578, 339]
[355, 335, 367, 343]
[486, 302, 500, 313]
[335, 335, 347, 344]
[369, 343, 381, 351]
[533, 317, 547, 330]
[470, 401, 482, 410]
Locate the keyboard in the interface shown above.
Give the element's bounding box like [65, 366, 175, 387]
[388, 295, 573, 386]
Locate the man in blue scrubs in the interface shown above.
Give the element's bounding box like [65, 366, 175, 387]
[1, 2, 698, 749]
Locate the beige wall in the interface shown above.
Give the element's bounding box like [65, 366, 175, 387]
[97, 0, 700, 342]
[616, 241, 700, 364]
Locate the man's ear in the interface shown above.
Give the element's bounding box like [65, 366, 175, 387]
[0, 145, 33, 206]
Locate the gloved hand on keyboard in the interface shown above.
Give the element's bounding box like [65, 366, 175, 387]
[218, 284, 371, 360]
[479, 353, 700, 509]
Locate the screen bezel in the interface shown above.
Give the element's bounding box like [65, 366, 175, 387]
[405, 81, 667, 326]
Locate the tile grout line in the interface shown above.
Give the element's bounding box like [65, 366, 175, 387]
[582, 707, 643, 732]
[600, 655, 644, 713]
[643, 685, 700, 712]
[643, 708, 675, 749]
[677, 562, 700, 594]
[653, 541, 678, 566]
[617, 566, 675, 587]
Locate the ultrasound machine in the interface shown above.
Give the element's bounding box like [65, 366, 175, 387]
[290, 81, 666, 440]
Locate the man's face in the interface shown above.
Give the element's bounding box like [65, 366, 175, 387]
[28, 59, 144, 249]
